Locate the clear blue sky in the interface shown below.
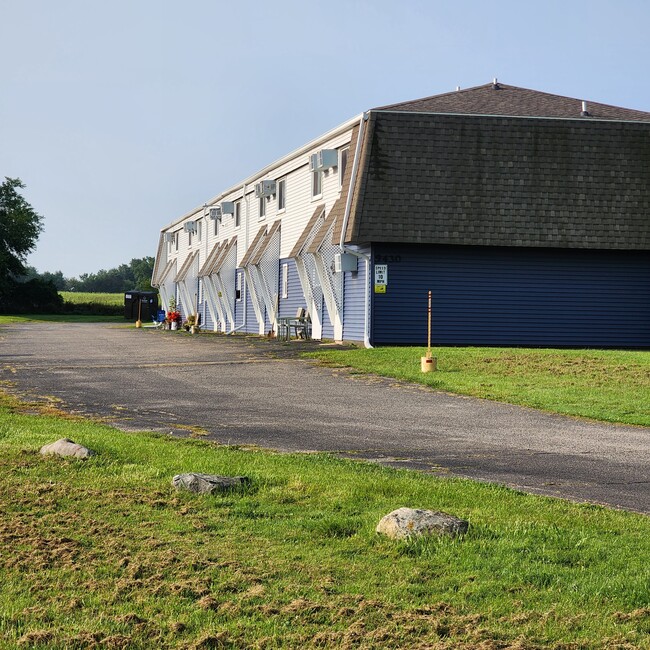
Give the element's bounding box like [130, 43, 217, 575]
[2, 0, 649, 278]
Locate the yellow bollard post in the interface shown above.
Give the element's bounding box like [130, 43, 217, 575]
[421, 290, 437, 372]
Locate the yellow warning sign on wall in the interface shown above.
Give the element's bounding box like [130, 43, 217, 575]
[374, 284, 386, 293]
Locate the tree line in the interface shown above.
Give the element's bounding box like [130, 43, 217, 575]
[22, 257, 155, 293]
[1, 176, 155, 314]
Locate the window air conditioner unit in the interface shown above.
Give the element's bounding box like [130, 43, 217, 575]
[333, 252, 358, 273]
[220, 201, 235, 215]
[184, 221, 196, 234]
[207, 206, 221, 220]
[254, 180, 276, 198]
[164, 233, 175, 243]
[309, 149, 338, 172]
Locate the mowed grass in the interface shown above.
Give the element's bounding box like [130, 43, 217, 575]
[305, 347, 650, 427]
[0, 314, 124, 324]
[0, 393, 649, 649]
[59, 292, 124, 306]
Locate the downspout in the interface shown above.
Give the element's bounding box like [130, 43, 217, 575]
[339, 111, 372, 348]
[230, 184, 248, 333]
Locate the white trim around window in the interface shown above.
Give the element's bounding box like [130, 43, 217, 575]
[277, 177, 286, 212]
[339, 146, 349, 190]
[311, 169, 323, 199]
[234, 201, 242, 229]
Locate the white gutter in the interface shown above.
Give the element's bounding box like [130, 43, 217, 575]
[339, 111, 372, 348]
[161, 113, 363, 232]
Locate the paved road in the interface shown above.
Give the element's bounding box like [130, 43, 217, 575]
[1, 322, 648, 513]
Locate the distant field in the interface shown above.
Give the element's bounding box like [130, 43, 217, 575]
[59, 291, 124, 306]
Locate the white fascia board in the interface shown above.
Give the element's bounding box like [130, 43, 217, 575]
[160, 113, 363, 232]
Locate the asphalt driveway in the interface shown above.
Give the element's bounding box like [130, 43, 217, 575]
[1, 322, 648, 514]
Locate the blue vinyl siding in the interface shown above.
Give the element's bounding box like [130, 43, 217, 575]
[233, 270, 259, 334]
[198, 279, 211, 330]
[371, 244, 650, 347]
[278, 258, 306, 318]
[321, 295, 334, 340]
[342, 247, 369, 342]
[234, 271, 245, 330]
[244, 282, 258, 333]
[203, 305, 215, 332]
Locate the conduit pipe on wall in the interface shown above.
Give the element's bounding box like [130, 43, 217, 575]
[339, 111, 372, 348]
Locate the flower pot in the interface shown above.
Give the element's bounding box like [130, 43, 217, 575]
[171, 321, 178, 331]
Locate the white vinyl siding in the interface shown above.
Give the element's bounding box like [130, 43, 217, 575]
[160, 129, 354, 270]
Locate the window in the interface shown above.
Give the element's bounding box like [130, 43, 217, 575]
[236, 271, 242, 301]
[235, 201, 241, 228]
[259, 195, 266, 220]
[175, 232, 179, 251]
[281, 263, 288, 299]
[213, 215, 219, 236]
[277, 178, 286, 211]
[188, 229, 192, 247]
[312, 169, 322, 197]
[339, 147, 349, 188]
[197, 219, 202, 242]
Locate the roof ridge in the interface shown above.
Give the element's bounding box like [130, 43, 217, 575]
[370, 81, 650, 121]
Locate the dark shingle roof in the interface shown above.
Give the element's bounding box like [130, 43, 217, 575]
[374, 82, 650, 122]
[346, 112, 650, 250]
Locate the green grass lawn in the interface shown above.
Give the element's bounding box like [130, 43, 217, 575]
[305, 347, 650, 427]
[0, 314, 124, 324]
[0, 392, 648, 649]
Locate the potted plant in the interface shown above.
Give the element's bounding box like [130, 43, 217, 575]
[182, 313, 201, 334]
[166, 297, 182, 330]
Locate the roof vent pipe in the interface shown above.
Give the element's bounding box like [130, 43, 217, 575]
[492, 77, 499, 89]
[456, 85, 460, 91]
[581, 100, 589, 117]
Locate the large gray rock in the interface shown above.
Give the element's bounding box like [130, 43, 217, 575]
[172, 473, 250, 494]
[40, 438, 95, 460]
[376, 507, 468, 539]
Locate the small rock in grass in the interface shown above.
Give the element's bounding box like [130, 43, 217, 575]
[172, 473, 250, 494]
[39, 438, 95, 460]
[376, 507, 468, 539]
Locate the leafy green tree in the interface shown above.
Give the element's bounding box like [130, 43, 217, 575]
[40, 269, 67, 290]
[0, 177, 43, 298]
[68, 257, 155, 293]
[130, 256, 155, 291]
[21, 265, 67, 290]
